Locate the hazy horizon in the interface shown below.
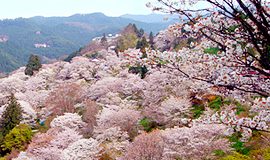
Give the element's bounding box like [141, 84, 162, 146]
[0, 0, 157, 19]
[0, 12, 165, 20]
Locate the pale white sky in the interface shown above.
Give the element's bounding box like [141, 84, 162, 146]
[0, 0, 156, 19]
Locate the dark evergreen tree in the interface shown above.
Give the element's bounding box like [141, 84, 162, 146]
[24, 54, 42, 76]
[0, 94, 22, 137]
[137, 28, 145, 38]
[136, 37, 149, 54]
[100, 33, 108, 46]
[136, 37, 148, 49]
[149, 32, 155, 49]
[132, 24, 139, 35]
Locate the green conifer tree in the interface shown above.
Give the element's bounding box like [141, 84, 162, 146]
[0, 94, 22, 137]
[24, 54, 42, 76]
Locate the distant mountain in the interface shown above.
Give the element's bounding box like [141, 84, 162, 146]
[0, 12, 173, 72]
[120, 13, 180, 23]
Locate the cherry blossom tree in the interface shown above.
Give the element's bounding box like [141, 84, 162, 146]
[61, 138, 100, 160]
[26, 127, 82, 160]
[50, 113, 86, 131]
[161, 124, 230, 159]
[94, 127, 130, 159]
[80, 100, 99, 136]
[122, 130, 164, 160]
[96, 107, 142, 137]
[45, 83, 83, 115]
[146, 0, 270, 97]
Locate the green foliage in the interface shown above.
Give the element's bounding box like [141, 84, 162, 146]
[128, 65, 148, 79]
[231, 141, 250, 155]
[136, 37, 149, 51]
[1, 124, 33, 152]
[235, 102, 246, 115]
[115, 34, 138, 52]
[228, 132, 250, 155]
[227, 25, 239, 33]
[204, 47, 220, 55]
[116, 24, 149, 53]
[213, 149, 226, 157]
[24, 54, 42, 76]
[228, 132, 241, 142]
[191, 104, 205, 119]
[139, 118, 157, 132]
[0, 94, 22, 137]
[238, 13, 249, 20]
[208, 96, 222, 110]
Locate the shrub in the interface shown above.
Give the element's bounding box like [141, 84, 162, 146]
[1, 124, 33, 152]
[136, 37, 149, 53]
[228, 132, 251, 155]
[24, 54, 42, 76]
[208, 96, 222, 110]
[213, 149, 226, 157]
[191, 104, 205, 119]
[128, 65, 148, 79]
[139, 117, 157, 132]
[203, 47, 220, 55]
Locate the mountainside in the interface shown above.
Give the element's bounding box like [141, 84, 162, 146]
[0, 47, 269, 159]
[0, 21, 269, 159]
[0, 13, 172, 73]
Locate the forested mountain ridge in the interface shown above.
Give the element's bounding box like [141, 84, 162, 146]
[0, 13, 172, 73]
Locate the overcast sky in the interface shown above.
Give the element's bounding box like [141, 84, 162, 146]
[0, 0, 156, 19]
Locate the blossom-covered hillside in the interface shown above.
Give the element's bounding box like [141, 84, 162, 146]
[1, 0, 270, 158]
[0, 42, 269, 159]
